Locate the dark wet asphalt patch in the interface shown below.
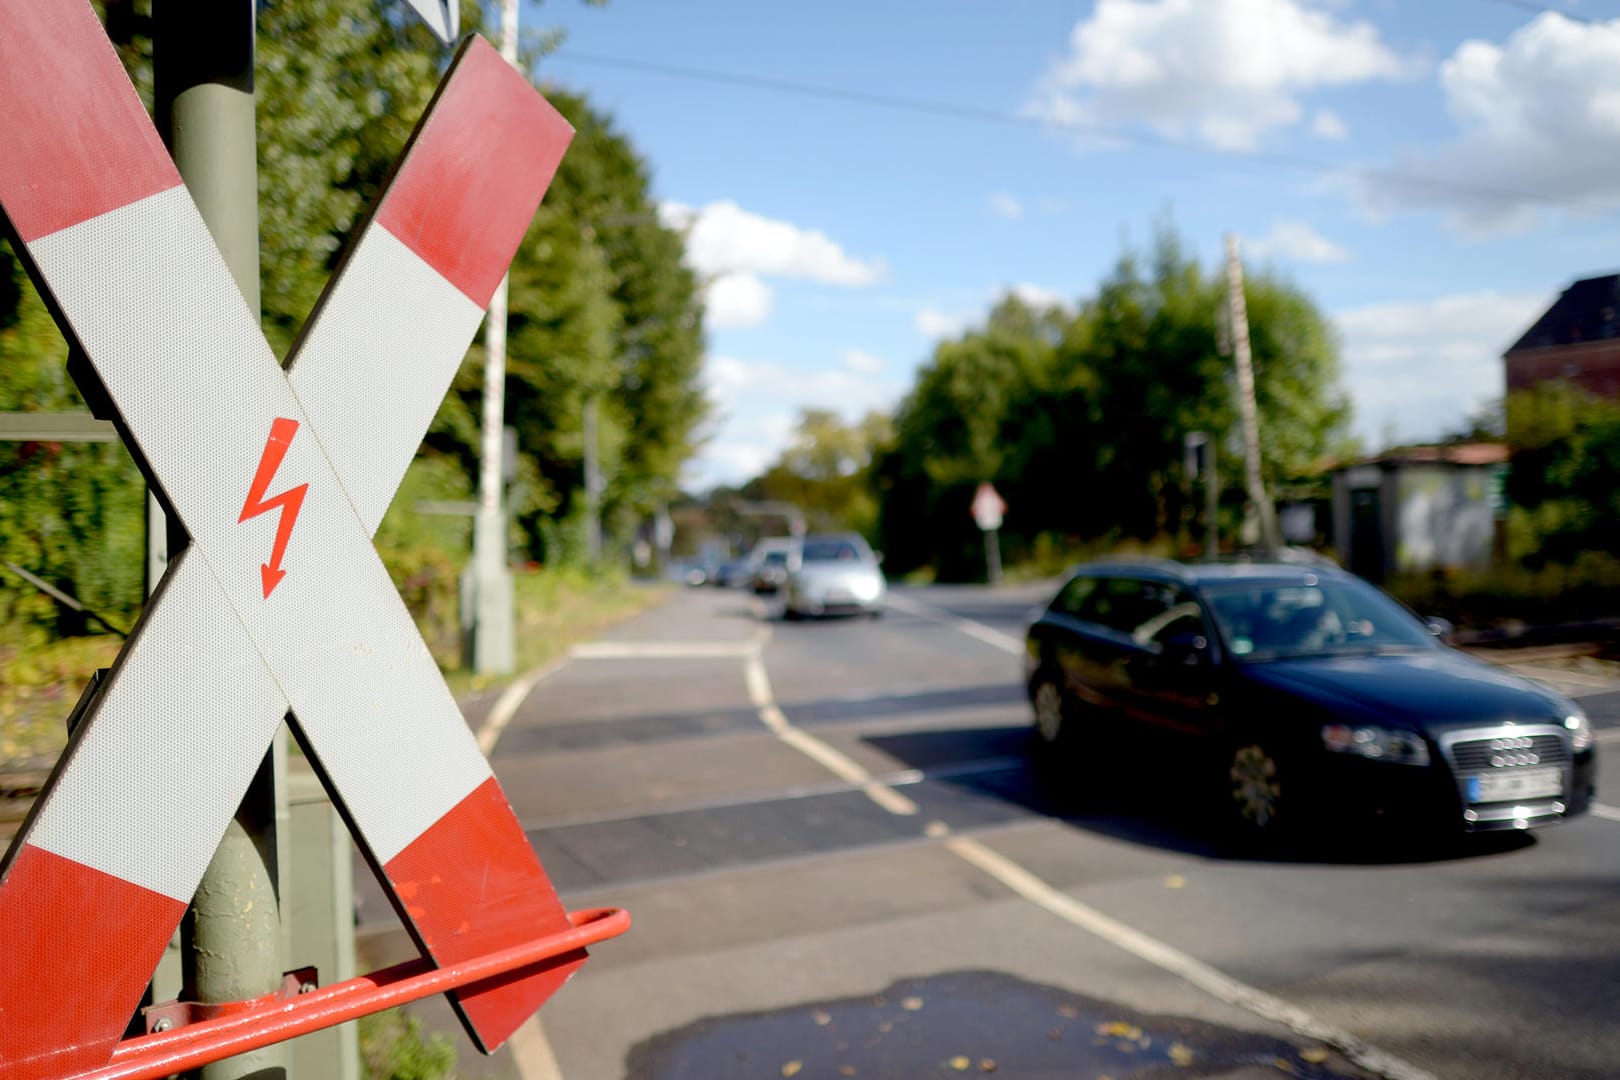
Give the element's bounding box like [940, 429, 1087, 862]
[625, 970, 1370, 1079]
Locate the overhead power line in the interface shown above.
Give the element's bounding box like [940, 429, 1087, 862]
[549, 48, 1620, 217]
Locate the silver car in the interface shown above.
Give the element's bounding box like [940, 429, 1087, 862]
[783, 533, 886, 618]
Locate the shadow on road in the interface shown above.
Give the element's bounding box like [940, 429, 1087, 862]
[863, 723, 1537, 867]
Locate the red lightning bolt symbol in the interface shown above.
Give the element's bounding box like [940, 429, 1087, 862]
[239, 417, 309, 599]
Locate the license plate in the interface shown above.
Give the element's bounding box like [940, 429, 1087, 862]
[1467, 766, 1562, 803]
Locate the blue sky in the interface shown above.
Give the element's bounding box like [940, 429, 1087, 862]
[525, 0, 1620, 491]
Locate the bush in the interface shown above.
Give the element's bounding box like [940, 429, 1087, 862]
[1385, 552, 1620, 634]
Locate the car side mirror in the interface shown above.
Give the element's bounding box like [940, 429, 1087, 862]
[1423, 616, 1454, 640]
[1161, 632, 1212, 666]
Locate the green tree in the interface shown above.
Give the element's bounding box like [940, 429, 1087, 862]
[875, 223, 1350, 578]
[876, 295, 1063, 577]
[745, 408, 890, 538]
[1504, 382, 1620, 566]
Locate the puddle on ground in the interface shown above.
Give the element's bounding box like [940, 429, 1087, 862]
[625, 970, 1372, 1079]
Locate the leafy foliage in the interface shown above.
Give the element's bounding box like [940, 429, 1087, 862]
[1504, 382, 1620, 566]
[743, 409, 890, 538]
[873, 223, 1350, 580]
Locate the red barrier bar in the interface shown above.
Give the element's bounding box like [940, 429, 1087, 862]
[74, 907, 629, 1080]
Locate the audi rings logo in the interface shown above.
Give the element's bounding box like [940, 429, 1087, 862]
[1489, 735, 1539, 768]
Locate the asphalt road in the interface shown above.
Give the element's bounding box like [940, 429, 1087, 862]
[358, 582, 1620, 1080]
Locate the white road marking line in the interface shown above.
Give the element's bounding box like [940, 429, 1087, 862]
[744, 651, 919, 816]
[476, 655, 570, 756]
[571, 640, 760, 660]
[944, 832, 1437, 1080]
[508, 1014, 565, 1080]
[1596, 729, 1620, 746]
[1590, 803, 1620, 822]
[883, 592, 1024, 655]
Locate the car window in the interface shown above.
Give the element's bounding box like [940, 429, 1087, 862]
[1132, 592, 1208, 651]
[1050, 575, 1097, 617]
[1078, 578, 1175, 639]
[1204, 578, 1436, 659]
[802, 538, 866, 562]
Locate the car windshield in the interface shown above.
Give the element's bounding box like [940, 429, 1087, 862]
[1202, 577, 1437, 660]
[801, 538, 867, 563]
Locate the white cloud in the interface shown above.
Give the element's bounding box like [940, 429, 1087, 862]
[661, 199, 885, 285]
[1010, 283, 1068, 310]
[1032, 0, 1411, 151]
[916, 307, 971, 340]
[989, 192, 1025, 219]
[704, 272, 773, 329]
[1353, 13, 1620, 234]
[1244, 219, 1350, 263]
[1311, 108, 1349, 141]
[692, 352, 909, 489]
[843, 348, 885, 374]
[1334, 289, 1551, 449]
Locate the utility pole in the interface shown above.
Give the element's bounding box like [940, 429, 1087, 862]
[584, 394, 602, 564]
[1223, 233, 1281, 554]
[153, 4, 286, 1078]
[470, 0, 521, 674]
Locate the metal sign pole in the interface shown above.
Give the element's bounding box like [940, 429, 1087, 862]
[152, 4, 286, 1077]
[470, 0, 521, 675]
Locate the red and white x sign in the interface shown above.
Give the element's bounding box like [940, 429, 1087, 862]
[0, 3, 580, 1076]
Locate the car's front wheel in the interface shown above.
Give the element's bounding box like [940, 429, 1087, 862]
[1224, 740, 1292, 847]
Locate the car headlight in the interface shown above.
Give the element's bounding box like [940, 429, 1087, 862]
[1320, 723, 1430, 766]
[1566, 708, 1593, 752]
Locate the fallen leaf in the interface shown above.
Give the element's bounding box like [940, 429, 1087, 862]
[1168, 1042, 1195, 1066]
[812, 1010, 832, 1027]
[1163, 874, 1187, 889]
[878, 1021, 894, 1034]
[1300, 1047, 1330, 1064]
[781, 1063, 802, 1078]
[949, 1055, 972, 1071]
[1057, 1004, 1080, 1018]
[1048, 1028, 1064, 1041]
[1096, 1021, 1143, 1041]
[978, 1059, 998, 1073]
[901, 997, 925, 1011]
[840, 1067, 857, 1077]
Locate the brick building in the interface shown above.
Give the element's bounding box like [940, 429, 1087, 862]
[1504, 273, 1620, 397]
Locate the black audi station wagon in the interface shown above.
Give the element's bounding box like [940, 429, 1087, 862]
[1025, 559, 1596, 843]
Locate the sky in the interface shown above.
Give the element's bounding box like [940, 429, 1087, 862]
[524, 0, 1620, 492]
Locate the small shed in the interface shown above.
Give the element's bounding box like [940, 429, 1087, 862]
[1329, 444, 1507, 582]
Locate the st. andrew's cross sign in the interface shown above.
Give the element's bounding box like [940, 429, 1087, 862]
[0, 3, 621, 1076]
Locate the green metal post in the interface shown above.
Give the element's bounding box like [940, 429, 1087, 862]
[153, 4, 288, 1078]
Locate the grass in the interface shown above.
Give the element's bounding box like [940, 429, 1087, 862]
[444, 565, 667, 696]
[0, 567, 667, 775]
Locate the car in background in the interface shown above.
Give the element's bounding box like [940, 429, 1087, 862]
[782, 533, 886, 619]
[747, 537, 801, 595]
[1024, 558, 1596, 844]
[712, 558, 751, 589]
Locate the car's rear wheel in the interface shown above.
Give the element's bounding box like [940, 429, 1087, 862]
[1031, 677, 1070, 748]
